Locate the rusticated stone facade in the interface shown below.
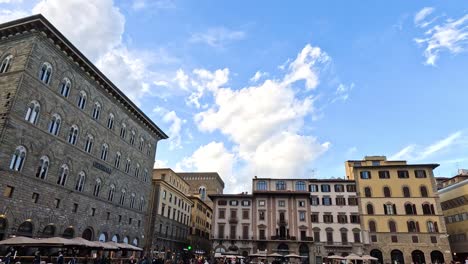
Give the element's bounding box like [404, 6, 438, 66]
[0, 15, 167, 247]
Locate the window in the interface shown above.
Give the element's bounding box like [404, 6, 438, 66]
[84, 134, 93, 153]
[54, 198, 61, 208]
[242, 210, 249, 219]
[75, 171, 86, 192]
[310, 196, 319, 205]
[0, 54, 13, 73]
[384, 204, 397, 215]
[199, 186, 207, 200]
[219, 209, 225, 219]
[367, 204, 374, 215]
[57, 164, 69, 186]
[383, 187, 391, 197]
[218, 224, 225, 239]
[334, 184, 344, 192]
[3, 186, 14, 198]
[311, 213, 319, 223]
[353, 231, 361, 243]
[322, 196, 332, 205]
[100, 144, 108, 161]
[313, 229, 321, 242]
[420, 186, 428, 197]
[39, 62, 52, 84]
[278, 200, 285, 207]
[350, 214, 360, 224]
[72, 203, 78, 213]
[298, 200, 305, 207]
[391, 236, 398, 242]
[405, 203, 417, 215]
[107, 212, 110, 220]
[93, 179, 101, 196]
[25, 101, 40, 124]
[364, 187, 372, 197]
[338, 214, 347, 223]
[77, 91, 87, 109]
[35, 156, 49, 179]
[296, 181, 306, 191]
[130, 193, 136, 209]
[388, 220, 397, 232]
[59, 78, 71, 97]
[415, 170, 427, 178]
[276, 181, 286, 190]
[326, 229, 333, 243]
[143, 169, 148, 182]
[48, 114, 61, 135]
[130, 130, 136, 145]
[403, 186, 410, 197]
[134, 163, 140, 178]
[242, 225, 249, 239]
[407, 221, 419, 232]
[119, 189, 126, 205]
[309, 184, 318, 192]
[379, 170, 390, 179]
[321, 184, 331, 192]
[427, 221, 438, 233]
[92, 102, 101, 120]
[299, 211, 306, 221]
[242, 200, 251, 206]
[10, 146, 27, 171]
[67, 125, 79, 145]
[360, 171, 371, 179]
[258, 200, 266, 206]
[139, 137, 144, 151]
[323, 214, 333, 223]
[32, 192, 39, 203]
[91, 208, 96, 216]
[147, 143, 152, 156]
[120, 123, 127, 139]
[108, 184, 115, 201]
[346, 185, 356, 192]
[422, 203, 435, 215]
[107, 113, 114, 129]
[348, 197, 358, 205]
[341, 229, 348, 244]
[397, 170, 409, 178]
[125, 159, 131, 173]
[336, 197, 346, 206]
[369, 221, 377, 232]
[259, 211, 265, 220]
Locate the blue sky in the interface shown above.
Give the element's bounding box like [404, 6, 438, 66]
[1, 0, 467, 192]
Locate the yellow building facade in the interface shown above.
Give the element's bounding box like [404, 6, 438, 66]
[438, 175, 468, 262]
[189, 195, 213, 256]
[345, 156, 451, 264]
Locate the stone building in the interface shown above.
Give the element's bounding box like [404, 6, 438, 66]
[308, 179, 368, 261]
[178, 172, 225, 207]
[0, 15, 167, 246]
[345, 156, 451, 264]
[146, 169, 193, 258]
[438, 172, 468, 262]
[188, 195, 213, 256]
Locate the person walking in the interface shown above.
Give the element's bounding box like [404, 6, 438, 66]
[57, 251, 64, 264]
[4, 247, 15, 264]
[33, 251, 41, 264]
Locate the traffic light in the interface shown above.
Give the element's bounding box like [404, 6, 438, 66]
[187, 246, 192, 251]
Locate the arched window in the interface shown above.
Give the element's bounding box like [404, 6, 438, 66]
[199, 186, 206, 200]
[107, 113, 114, 129]
[369, 220, 377, 232]
[405, 203, 417, 215]
[77, 91, 87, 109]
[134, 163, 140, 178]
[0, 54, 13, 73]
[92, 102, 101, 120]
[84, 134, 93, 153]
[139, 197, 144, 211]
[114, 152, 121, 168]
[125, 158, 131, 173]
[48, 113, 61, 135]
[138, 137, 144, 151]
[364, 187, 372, 197]
[10, 145, 26, 171]
[143, 169, 148, 182]
[93, 178, 101, 197]
[420, 186, 428, 197]
[59, 78, 71, 97]
[384, 203, 397, 215]
[147, 143, 152, 156]
[39, 62, 52, 84]
[25, 101, 40, 124]
[403, 186, 411, 197]
[388, 220, 397, 232]
[111, 235, 119, 242]
[367, 203, 374, 215]
[383, 187, 391, 197]
[67, 125, 79, 145]
[427, 221, 437, 233]
[422, 203, 435, 215]
[296, 181, 306, 191]
[120, 123, 127, 139]
[130, 130, 136, 145]
[35, 156, 49, 179]
[130, 193, 136, 208]
[119, 189, 126, 205]
[132, 238, 138, 246]
[407, 221, 419, 232]
[75, 171, 86, 192]
[57, 164, 69, 186]
[257, 181, 267, 190]
[108, 184, 115, 201]
[101, 144, 108, 161]
[276, 180, 286, 190]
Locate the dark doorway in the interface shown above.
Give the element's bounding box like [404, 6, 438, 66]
[391, 250, 404, 264]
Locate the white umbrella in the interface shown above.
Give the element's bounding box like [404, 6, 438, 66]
[285, 254, 301, 258]
[346, 254, 363, 260]
[328, 255, 345, 260]
[268, 253, 283, 257]
[0, 236, 39, 245]
[361, 255, 378, 261]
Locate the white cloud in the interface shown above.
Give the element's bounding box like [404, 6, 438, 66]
[154, 159, 168, 168]
[186, 68, 229, 108]
[189, 27, 246, 48]
[250, 71, 268, 83]
[162, 111, 184, 150]
[33, 0, 124, 61]
[414, 11, 468, 65]
[132, 0, 175, 10]
[0, 9, 28, 23]
[0, 0, 23, 3]
[414, 7, 435, 26]
[332, 83, 354, 102]
[390, 131, 463, 161]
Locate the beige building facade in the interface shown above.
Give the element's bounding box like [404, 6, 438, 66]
[188, 195, 213, 256]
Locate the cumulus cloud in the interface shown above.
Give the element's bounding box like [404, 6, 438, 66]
[162, 111, 184, 150]
[250, 71, 268, 83]
[414, 8, 468, 65]
[190, 27, 246, 48]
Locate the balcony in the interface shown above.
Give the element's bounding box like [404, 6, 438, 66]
[271, 235, 296, 241]
[277, 219, 288, 225]
[324, 242, 352, 248]
[229, 217, 238, 224]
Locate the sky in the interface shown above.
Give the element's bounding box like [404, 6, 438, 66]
[1, 0, 467, 193]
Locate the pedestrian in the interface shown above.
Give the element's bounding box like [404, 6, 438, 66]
[33, 251, 41, 264]
[57, 251, 64, 264]
[4, 247, 15, 264]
